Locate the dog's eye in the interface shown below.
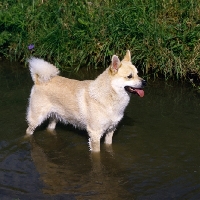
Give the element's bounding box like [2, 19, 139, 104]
[127, 74, 132, 79]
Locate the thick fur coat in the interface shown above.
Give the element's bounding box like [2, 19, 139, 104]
[26, 50, 145, 152]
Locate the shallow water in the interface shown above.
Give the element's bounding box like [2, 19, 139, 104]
[0, 61, 200, 200]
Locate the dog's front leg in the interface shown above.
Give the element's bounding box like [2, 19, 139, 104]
[104, 130, 114, 144]
[87, 128, 101, 152]
[88, 137, 101, 152]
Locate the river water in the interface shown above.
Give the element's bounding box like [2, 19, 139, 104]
[0, 60, 200, 199]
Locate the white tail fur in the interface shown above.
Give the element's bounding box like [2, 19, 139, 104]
[28, 57, 60, 84]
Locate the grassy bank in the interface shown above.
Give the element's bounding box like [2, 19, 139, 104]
[0, 0, 200, 82]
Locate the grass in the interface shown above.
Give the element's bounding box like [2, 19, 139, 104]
[0, 0, 200, 83]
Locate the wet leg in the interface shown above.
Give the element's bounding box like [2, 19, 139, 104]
[26, 125, 36, 135]
[104, 130, 114, 145]
[87, 127, 102, 152]
[104, 130, 114, 154]
[26, 109, 49, 135]
[47, 117, 58, 131]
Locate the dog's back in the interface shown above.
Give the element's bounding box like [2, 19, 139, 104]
[27, 58, 92, 133]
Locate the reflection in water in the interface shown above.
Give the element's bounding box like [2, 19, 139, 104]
[0, 61, 200, 199]
[28, 130, 130, 199]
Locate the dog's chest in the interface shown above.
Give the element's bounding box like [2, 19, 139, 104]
[104, 105, 124, 126]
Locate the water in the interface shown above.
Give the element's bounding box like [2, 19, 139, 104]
[0, 61, 200, 200]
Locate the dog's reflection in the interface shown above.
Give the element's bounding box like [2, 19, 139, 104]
[27, 131, 128, 199]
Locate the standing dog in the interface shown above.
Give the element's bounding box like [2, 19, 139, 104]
[26, 50, 145, 152]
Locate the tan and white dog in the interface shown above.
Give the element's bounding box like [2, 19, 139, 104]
[26, 50, 145, 152]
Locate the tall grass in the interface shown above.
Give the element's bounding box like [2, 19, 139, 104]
[0, 0, 200, 81]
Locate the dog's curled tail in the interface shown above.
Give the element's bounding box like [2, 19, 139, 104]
[28, 57, 60, 84]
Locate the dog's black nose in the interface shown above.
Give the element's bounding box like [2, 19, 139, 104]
[142, 80, 147, 86]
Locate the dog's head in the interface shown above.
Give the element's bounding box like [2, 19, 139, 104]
[109, 50, 146, 97]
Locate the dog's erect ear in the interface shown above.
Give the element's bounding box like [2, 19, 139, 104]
[122, 50, 131, 62]
[110, 55, 121, 74]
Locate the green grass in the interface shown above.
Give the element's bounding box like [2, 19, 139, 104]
[0, 0, 200, 82]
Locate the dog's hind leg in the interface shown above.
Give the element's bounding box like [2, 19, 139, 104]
[47, 117, 58, 131]
[26, 107, 50, 135]
[26, 125, 36, 135]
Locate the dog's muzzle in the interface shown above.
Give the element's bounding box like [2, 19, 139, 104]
[142, 79, 147, 87]
[124, 79, 146, 97]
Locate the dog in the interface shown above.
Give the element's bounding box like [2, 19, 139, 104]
[26, 50, 146, 152]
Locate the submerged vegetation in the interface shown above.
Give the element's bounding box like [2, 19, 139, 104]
[0, 0, 200, 82]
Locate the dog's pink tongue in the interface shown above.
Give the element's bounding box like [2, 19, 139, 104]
[135, 89, 144, 97]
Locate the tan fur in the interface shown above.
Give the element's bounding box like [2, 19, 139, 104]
[26, 50, 145, 152]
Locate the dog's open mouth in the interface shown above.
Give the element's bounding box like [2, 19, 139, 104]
[124, 86, 144, 97]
